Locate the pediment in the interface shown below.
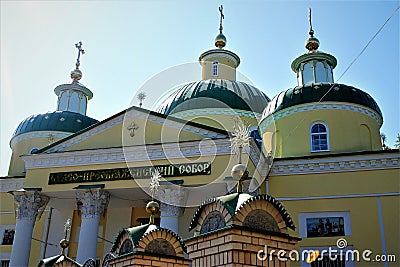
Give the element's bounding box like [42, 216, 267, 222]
[38, 107, 229, 154]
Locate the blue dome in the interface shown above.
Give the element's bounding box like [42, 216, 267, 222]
[157, 79, 270, 115]
[12, 111, 98, 138]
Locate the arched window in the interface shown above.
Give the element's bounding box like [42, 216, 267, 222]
[310, 122, 329, 152]
[212, 61, 219, 76]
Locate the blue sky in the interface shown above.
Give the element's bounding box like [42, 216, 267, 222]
[1, 1, 399, 176]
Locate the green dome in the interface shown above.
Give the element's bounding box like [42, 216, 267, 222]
[157, 79, 270, 115]
[261, 82, 382, 120]
[12, 111, 98, 139]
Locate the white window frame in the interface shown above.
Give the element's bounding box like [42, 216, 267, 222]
[310, 121, 330, 152]
[298, 211, 352, 238]
[212, 61, 219, 76]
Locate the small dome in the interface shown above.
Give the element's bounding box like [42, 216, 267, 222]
[12, 111, 98, 139]
[214, 33, 226, 48]
[261, 82, 382, 120]
[157, 79, 270, 115]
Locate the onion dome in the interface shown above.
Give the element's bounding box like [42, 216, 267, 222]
[157, 79, 270, 116]
[11, 111, 98, 140]
[261, 83, 382, 120]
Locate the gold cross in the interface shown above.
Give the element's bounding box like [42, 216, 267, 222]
[75, 41, 85, 68]
[219, 5, 224, 33]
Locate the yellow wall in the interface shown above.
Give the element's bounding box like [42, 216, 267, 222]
[201, 58, 237, 81]
[260, 104, 382, 158]
[8, 133, 70, 176]
[269, 167, 399, 267]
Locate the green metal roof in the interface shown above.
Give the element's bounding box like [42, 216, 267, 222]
[157, 79, 270, 115]
[261, 82, 382, 120]
[12, 111, 98, 139]
[188, 193, 295, 231]
[111, 223, 187, 255]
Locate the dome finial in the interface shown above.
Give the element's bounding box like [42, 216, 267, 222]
[70, 41, 85, 81]
[215, 5, 226, 48]
[305, 7, 320, 52]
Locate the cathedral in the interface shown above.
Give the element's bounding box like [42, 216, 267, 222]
[0, 5, 398, 267]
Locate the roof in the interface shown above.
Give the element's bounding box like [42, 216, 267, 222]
[157, 79, 270, 115]
[38, 255, 81, 267]
[188, 193, 295, 231]
[35, 105, 229, 154]
[12, 111, 98, 139]
[111, 223, 187, 254]
[261, 82, 382, 119]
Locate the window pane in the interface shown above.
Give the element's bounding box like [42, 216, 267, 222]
[315, 62, 326, 82]
[327, 65, 334, 82]
[312, 123, 326, 133]
[302, 63, 314, 84]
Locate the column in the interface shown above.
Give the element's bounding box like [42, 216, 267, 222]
[75, 189, 110, 264]
[10, 191, 49, 267]
[159, 187, 186, 234]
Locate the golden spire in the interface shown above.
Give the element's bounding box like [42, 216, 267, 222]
[71, 41, 85, 81]
[305, 8, 320, 52]
[215, 5, 226, 49]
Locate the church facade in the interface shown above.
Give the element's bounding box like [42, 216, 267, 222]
[0, 7, 398, 267]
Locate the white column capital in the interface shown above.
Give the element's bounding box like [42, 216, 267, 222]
[158, 186, 187, 207]
[76, 189, 110, 219]
[14, 191, 49, 221]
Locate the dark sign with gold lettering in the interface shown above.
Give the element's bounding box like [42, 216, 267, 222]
[48, 162, 211, 185]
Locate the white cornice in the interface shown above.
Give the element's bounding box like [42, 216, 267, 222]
[0, 178, 25, 192]
[44, 110, 228, 153]
[172, 108, 261, 121]
[22, 138, 269, 179]
[23, 139, 232, 169]
[259, 102, 383, 133]
[10, 131, 72, 149]
[270, 152, 399, 176]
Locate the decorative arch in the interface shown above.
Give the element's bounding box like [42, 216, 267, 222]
[360, 124, 372, 150]
[193, 200, 232, 235]
[136, 228, 185, 257]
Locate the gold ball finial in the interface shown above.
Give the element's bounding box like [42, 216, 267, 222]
[215, 33, 226, 49]
[231, 163, 249, 193]
[305, 36, 320, 52]
[70, 68, 82, 81]
[146, 200, 159, 224]
[60, 238, 69, 249]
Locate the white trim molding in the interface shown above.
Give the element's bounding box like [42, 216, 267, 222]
[23, 139, 231, 169]
[171, 108, 261, 121]
[270, 152, 399, 176]
[10, 131, 72, 149]
[259, 102, 383, 133]
[0, 178, 25, 192]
